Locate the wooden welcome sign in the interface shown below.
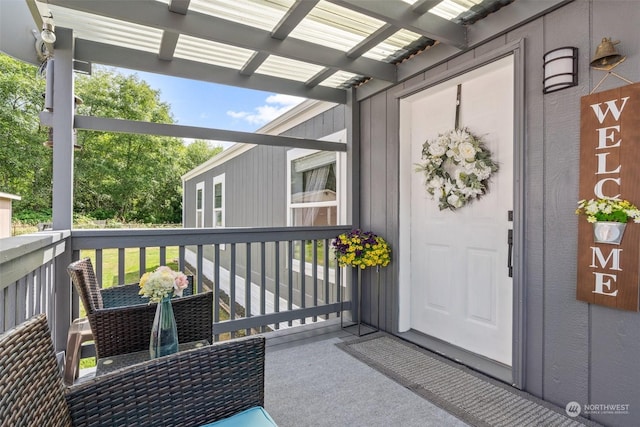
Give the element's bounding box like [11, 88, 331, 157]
[577, 82, 640, 311]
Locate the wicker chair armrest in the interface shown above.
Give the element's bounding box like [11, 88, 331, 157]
[89, 291, 213, 358]
[66, 336, 265, 427]
[100, 276, 194, 308]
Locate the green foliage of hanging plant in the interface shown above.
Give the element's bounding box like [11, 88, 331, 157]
[576, 198, 640, 223]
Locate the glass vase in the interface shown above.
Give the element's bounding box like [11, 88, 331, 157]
[150, 296, 179, 358]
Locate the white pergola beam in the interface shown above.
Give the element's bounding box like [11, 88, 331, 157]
[47, 0, 396, 83]
[74, 39, 347, 104]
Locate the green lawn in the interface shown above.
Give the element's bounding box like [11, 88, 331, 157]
[78, 247, 179, 369]
[81, 247, 180, 288]
[294, 240, 338, 268]
[77, 247, 236, 370]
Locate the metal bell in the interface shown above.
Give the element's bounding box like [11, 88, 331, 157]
[590, 38, 624, 67]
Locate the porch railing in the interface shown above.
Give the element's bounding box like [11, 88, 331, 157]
[0, 231, 70, 341]
[1, 226, 353, 352]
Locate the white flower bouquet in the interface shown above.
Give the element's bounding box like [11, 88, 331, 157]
[138, 266, 189, 303]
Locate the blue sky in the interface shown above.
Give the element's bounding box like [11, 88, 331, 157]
[118, 68, 305, 137]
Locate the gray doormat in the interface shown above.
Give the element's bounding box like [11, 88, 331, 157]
[337, 333, 600, 427]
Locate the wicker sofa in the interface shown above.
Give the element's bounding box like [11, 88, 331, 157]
[66, 257, 213, 359]
[0, 314, 276, 426]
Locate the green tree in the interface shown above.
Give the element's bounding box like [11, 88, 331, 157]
[74, 69, 181, 222]
[181, 139, 223, 171]
[0, 54, 51, 213]
[74, 69, 222, 223]
[1, 56, 223, 225]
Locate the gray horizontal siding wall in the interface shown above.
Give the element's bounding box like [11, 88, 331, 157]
[182, 105, 347, 319]
[183, 104, 346, 229]
[183, 145, 287, 229]
[357, 1, 640, 426]
[182, 104, 345, 232]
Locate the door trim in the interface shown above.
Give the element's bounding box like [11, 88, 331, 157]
[395, 38, 526, 389]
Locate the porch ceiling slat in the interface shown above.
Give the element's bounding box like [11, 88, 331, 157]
[326, 0, 467, 49]
[411, 0, 442, 15]
[73, 39, 347, 103]
[72, 115, 348, 152]
[239, 51, 271, 76]
[305, 68, 338, 88]
[158, 31, 179, 60]
[346, 23, 398, 59]
[47, 0, 397, 83]
[168, 0, 190, 15]
[270, 0, 319, 40]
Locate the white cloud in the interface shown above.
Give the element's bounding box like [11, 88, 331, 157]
[265, 94, 304, 107]
[227, 94, 305, 126]
[182, 138, 235, 150]
[227, 111, 249, 119]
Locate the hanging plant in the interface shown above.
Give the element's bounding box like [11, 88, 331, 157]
[416, 127, 499, 210]
[332, 229, 391, 269]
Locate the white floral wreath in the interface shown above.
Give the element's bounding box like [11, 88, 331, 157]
[416, 128, 498, 210]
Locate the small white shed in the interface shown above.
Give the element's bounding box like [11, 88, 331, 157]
[0, 192, 21, 238]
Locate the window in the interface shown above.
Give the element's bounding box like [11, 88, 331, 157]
[213, 174, 225, 228]
[286, 129, 346, 226]
[289, 151, 336, 226]
[195, 181, 205, 228]
[212, 174, 225, 250]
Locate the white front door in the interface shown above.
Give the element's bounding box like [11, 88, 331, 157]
[399, 56, 514, 365]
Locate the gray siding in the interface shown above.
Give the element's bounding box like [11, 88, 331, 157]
[183, 105, 347, 315]
[183, 145, 287, 229]
[357, 1, 640, 426]
[227, 145, 288, 228]
[184, 104, 346, 229]
[586, 3, 640, 427]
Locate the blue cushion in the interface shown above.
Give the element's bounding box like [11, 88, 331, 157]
[199, 406, 277, 427]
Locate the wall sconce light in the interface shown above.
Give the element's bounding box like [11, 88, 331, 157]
[543, 47, 578, 94]
[41, 13, 56, 44]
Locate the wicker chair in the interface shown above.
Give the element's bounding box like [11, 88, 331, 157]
[0, 314, 268, 427]
[66, 257, 213, 360]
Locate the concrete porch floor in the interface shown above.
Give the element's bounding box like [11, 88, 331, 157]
[75, 319, 588, 426]
[263, 320, 470, 427]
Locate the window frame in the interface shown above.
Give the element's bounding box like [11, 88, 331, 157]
[195, 181, 205, 228]
[286, 129, 347, 227]
[212, 173, 225, 229]
[212, 173, 226, 250]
